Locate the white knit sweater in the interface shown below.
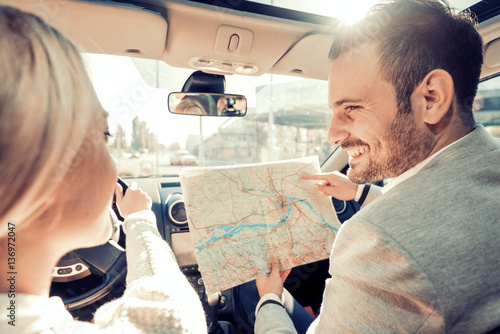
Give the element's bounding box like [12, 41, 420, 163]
[0, 210, 207, 334]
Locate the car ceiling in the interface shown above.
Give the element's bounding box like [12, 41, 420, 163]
[1, 0, 500, 81]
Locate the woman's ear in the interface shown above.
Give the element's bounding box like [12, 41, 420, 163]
[417, 69, 454, 125]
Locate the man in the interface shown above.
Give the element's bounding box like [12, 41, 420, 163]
[253, 0, 500, 332]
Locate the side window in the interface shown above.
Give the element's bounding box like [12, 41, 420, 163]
[474, 76, 500, 138]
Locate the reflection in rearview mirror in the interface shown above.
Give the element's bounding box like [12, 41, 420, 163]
[168, 93, 247, 117]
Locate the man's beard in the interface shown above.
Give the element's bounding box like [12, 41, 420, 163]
[346, 109, 434, 183]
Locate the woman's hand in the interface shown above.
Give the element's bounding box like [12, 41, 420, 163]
[302, 171, 358, 201]
[114, 182, 152, 218]
[256, 258, 291, 299]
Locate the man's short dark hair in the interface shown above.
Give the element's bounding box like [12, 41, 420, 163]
[329, 0, 483, 126]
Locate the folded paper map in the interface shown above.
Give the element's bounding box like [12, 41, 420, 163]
[179, 156, 341, 294]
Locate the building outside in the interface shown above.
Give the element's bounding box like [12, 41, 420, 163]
[195, 78, 333, 165]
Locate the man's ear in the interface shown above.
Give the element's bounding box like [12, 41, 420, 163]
[416, 69, 454, 125]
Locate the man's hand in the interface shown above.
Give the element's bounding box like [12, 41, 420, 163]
[256, 258, 291, 299]
[115, 182, 152, 218]
[302, 171, 358, 200]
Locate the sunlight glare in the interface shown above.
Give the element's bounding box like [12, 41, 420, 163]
[318, 0, 381, 24]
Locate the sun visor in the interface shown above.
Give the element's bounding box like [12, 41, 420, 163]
[272, 34, 335, 80]
[0, 0, 168, 58]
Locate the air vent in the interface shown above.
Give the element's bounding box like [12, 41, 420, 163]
[165, 193, 188, 227]
[169, 200, 188, 226]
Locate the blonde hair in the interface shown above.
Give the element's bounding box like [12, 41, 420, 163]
[0, 6, 105, 235]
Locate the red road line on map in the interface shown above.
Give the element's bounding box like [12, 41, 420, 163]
[250, 168, 268, 185]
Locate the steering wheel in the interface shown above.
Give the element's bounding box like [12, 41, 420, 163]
[49, 178, 129, 320]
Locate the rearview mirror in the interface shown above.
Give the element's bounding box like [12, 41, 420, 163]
[168, 93, 247, 117]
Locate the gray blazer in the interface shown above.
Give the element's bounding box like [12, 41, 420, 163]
[255, 126, 500, 333]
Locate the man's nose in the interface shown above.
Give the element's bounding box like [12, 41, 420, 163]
[328, 110, 349, 145]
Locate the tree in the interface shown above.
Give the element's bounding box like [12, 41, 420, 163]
[168, 142, 181, 151]
[131, 116, 157, 153]
[131, 116, 146, 151]
[113, 124, 128, 151]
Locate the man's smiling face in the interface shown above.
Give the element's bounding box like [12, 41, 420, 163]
[328, 43, 434, 183]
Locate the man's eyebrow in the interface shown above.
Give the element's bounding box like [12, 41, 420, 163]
[332, 99, 364, 107]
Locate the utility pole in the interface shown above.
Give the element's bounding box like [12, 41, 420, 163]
[155, 60, 160, 175]
[199, 116, 205, 166]
[267, 74, 274, 161]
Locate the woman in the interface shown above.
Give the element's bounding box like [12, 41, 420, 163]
[174, 95, 215, 115]
[0, 6, 206, 333]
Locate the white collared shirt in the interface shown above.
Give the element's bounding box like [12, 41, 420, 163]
[382, 130, 474, 194]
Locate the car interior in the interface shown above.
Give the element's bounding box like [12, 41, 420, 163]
[2, 0, 500, 332]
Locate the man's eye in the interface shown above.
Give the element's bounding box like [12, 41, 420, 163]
[344, 106, 359, 113]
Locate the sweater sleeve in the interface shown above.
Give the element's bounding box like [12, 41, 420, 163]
[254, 293, 297, 334]
[93, 210, 207, 334]
[306, 218, 444, 333]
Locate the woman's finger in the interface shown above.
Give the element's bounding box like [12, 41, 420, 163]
[115, 183, 124, 203]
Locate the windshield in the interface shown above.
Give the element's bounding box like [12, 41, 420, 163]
[84, 54, 334, 177]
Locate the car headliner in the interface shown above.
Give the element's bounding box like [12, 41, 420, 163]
[0, 0, 499, 81]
